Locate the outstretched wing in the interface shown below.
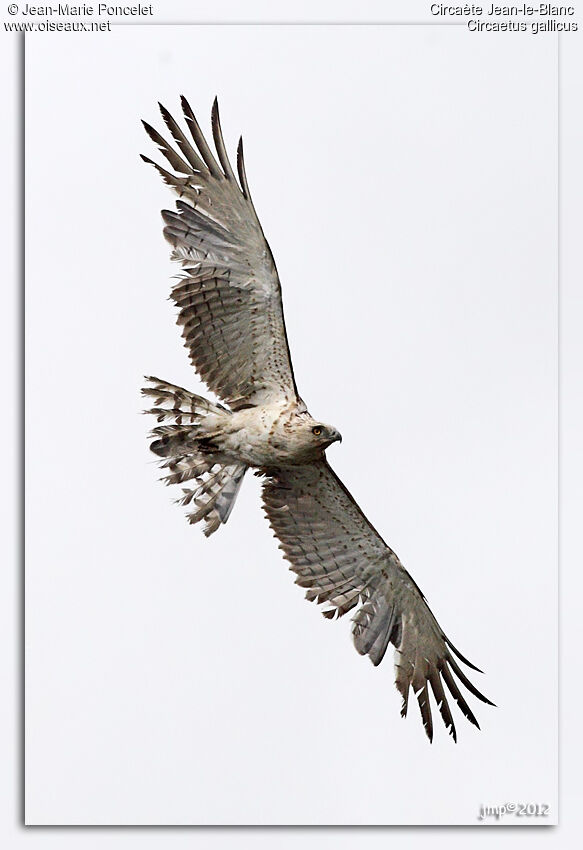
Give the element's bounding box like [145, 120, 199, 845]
[261, 461, 494, 742]
[142, 97, 300, 410]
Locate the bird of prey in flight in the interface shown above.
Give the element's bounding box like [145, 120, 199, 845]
[141, 97, 493, 742]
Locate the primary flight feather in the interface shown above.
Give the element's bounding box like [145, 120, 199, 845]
[141, 97, 494, 742]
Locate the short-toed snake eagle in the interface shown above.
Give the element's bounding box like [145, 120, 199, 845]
[141, 98, 493, 742]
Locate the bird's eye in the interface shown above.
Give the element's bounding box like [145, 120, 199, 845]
[312, 426, 322, 436]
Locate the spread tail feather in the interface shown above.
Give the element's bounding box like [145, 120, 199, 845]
[142, 376, 247, 535]
[176, 461, 247, 536]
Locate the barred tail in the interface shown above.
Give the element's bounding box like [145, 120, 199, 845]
[175, 461, 247, 536]
[142, 376, 247, 536]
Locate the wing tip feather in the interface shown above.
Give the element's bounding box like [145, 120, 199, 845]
[444, 634, 484, 672]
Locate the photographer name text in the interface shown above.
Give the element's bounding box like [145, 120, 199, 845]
[15, 3, 153, 15]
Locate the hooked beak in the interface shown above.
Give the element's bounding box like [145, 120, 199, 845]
[331, 430, 342, 445]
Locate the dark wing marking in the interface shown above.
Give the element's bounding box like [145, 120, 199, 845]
[142, 97, 300, 411]
[261, 460, 494, 742]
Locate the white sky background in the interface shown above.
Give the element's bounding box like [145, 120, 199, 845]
[23, 23, 557, 825]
